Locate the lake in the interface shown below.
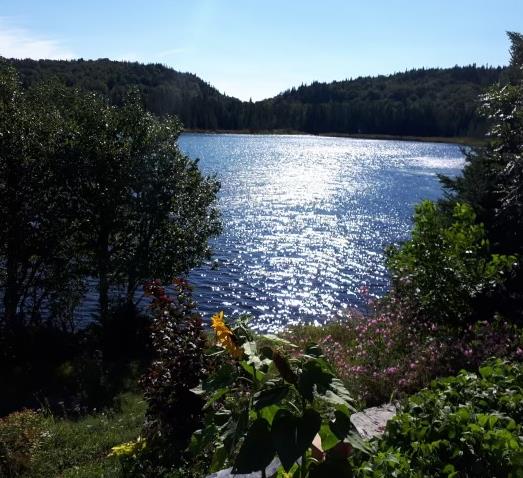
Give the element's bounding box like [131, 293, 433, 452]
[177, 133, 464, 332]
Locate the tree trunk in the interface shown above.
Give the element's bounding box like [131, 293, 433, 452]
[4, 249, 19, 322]
[126, 275, 136, 307]
[4, 154, 20, 323]
[98, 232, 110, 325]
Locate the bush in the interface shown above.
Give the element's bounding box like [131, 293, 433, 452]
[355, 359, 523, 477]
[0, 316, 146, 417]
[387, 201, 515, 325]
[137, 279, 208, 474]
[0, 409, 46, 477]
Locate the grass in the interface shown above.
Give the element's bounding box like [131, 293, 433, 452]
[23, 393, 146, 478]
[283, 320, 358, 347]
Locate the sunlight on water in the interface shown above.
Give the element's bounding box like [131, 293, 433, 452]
[176, 134, 464, 332]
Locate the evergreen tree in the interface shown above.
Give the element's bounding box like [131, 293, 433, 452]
[439, 32, 523, 320]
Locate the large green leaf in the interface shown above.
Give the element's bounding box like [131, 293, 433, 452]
[232, 418, 275, 474]
[253, 385, 290, 410]
[271, 408, 322, 472]
[344, 430, 374, 455]
[298, 360, 334, 401]
[240, 360, 266, 381]
[321, 380, 356, 411]
[330, 409, 352, 440]
[273, 351, 298, 384]
[261, 334, 298, 348]
[319, 423, 340, 451]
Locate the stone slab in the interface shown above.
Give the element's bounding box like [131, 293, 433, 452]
[349, 403, 397, 440]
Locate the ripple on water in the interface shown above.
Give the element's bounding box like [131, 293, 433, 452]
[173, 134, 464, 332]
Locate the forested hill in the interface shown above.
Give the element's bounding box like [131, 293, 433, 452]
[8, 58, 245, 130]
[260, 66, 505, 137]
[7, 58, 506, 137]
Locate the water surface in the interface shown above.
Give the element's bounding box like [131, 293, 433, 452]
[178, 134, 464, 332]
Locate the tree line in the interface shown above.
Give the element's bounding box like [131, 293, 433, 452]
[7, 57, 506, 137]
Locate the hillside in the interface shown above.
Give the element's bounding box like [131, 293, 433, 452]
[8, 58, 244, 130]
[6, 58, 506, 137]
[259, 65, 506, 136]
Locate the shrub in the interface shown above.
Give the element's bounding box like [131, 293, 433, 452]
[137, 279, 208, 473]
[387, 201, 515, 326]
[0, 320, 143, 417]
[0, 409, 46, 477]
[354, 359, 523, 477]
[439, 32, 523, 321]
[285, 311, 523, 407]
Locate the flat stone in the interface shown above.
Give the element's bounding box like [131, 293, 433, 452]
[206, 457, 282, 478]
[350, 403, 397, 440]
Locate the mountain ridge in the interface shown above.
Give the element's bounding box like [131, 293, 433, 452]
[5, 57, 507, 137]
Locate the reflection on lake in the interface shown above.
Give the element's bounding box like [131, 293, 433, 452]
[177, 134, 464, 332]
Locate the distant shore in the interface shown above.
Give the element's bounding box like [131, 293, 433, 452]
[184, 128, 483, 147]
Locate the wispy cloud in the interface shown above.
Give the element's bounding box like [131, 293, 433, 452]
[0, 17, 75, 60]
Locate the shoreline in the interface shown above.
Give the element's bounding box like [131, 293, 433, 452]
[183, 128, 484, 147]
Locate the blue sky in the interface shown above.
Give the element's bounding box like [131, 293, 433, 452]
[1, 1, 522, 100]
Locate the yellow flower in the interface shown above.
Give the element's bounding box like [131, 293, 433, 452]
[211, 310, 226, 330]
[211, 311, 243, 359]
[108, 437, 147, 458]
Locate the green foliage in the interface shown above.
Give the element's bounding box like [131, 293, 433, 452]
[54, 84, 221, 323]
[189, 312, 360, 477]
[355, 359, 523, 477]
[0, 64, 86, 324]
[7, 57, 505, 137]
[0, 410, 46, 477]
[484, 32, 523, 242]
[0, 393, 145, 478]
[0, 62, 221, 326]
[439, 31, 523, 321]
[271, 408, 322, 471]
[31, 393, 145, 478]
[387, 200, 515, 324]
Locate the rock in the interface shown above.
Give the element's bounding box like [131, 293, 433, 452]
[206, 457, 282, 478]
[350, 403, 397, 440]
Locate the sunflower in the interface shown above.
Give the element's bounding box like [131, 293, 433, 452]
[211, 311, 243, 359]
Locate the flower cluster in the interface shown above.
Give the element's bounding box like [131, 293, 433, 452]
[286, 300, 523, 406]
